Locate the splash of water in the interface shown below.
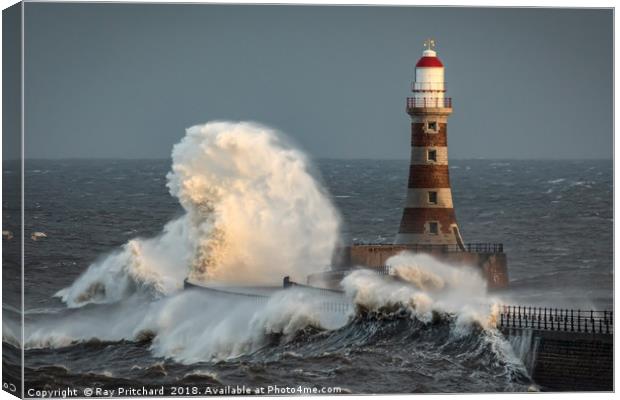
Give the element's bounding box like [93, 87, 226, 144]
[56, 121, 341, 307]
[20, 251, 528, 377]
[342, 252, 501, 330]
[142, 288, 348, 363]
[23, 287, 350, 362]
[340, 253, 527, 379]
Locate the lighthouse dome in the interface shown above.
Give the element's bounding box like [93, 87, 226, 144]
[416, 51, 444, 68]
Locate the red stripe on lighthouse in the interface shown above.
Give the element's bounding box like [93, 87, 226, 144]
[411, 123, 448, 147]
[407, 165, 451, 188]
[415, 56, 444, 68]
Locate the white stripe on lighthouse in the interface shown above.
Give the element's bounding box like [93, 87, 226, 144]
[404, 188, 454, 208]
[410, 147, 449, 165]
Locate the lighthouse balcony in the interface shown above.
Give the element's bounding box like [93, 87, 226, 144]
[406, 97, 452, 112]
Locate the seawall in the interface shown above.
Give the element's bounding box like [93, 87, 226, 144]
[500, 306, 613, 391]
[504, 328, 613, 391]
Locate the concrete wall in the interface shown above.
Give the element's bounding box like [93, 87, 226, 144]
[504, 328, 613, 391]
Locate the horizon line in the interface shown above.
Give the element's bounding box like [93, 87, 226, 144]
[5, 156, 614, 162]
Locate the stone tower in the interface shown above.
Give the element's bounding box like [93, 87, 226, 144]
[395, 39, 465, 249]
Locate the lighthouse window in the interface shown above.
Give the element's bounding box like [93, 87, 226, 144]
[428, 150, 437, 162]
[425, 121, 439, 133]
[428, 191, 438, 204]
[429, 222, 439, 235]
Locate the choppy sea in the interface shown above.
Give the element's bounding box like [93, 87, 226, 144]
[2, 158, 613, 395]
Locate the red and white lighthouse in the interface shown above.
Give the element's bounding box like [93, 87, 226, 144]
[395, 39, 465, 248]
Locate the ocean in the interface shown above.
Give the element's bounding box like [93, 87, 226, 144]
[2, 157, 613, 395]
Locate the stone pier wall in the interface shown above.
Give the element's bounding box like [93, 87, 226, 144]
[503, 328, 613, 391]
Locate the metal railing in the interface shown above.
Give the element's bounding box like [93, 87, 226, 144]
[350, 242, 504, 254]
[283, 276, 345, 295]
[185, 280, 270, 302]
[406, 97, 452, 109]
[185, 279, 352, 314]
[185, 281, 613, 333]
[465, 243, 504, 253]
[367, 265, 392, 275]
[499, 305, 613, 334]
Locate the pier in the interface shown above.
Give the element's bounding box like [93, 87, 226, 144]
[499, 305, 613, 392]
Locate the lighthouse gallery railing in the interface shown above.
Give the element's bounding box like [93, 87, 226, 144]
[406, 97, 452, 109]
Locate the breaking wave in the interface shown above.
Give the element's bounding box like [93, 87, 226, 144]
[55, 121, 341, 307]
[17, 252, 521, 373]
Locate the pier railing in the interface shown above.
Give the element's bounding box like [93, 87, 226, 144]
[185, 281, 613, 334]
[464, 243, 503, 253]
[350, 242, 504, 254]
[499, 305, 613, 335]
[283, 276, 345, 295]
[185, 279, 352, 314]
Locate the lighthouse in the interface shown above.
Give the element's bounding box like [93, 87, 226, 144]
[308, 39, 508, 290]
[394, 39, 465, 248]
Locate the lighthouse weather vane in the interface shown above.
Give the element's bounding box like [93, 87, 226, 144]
[424, 38, 436, 50]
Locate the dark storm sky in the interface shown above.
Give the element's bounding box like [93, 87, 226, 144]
[20, 4, 612, 159]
